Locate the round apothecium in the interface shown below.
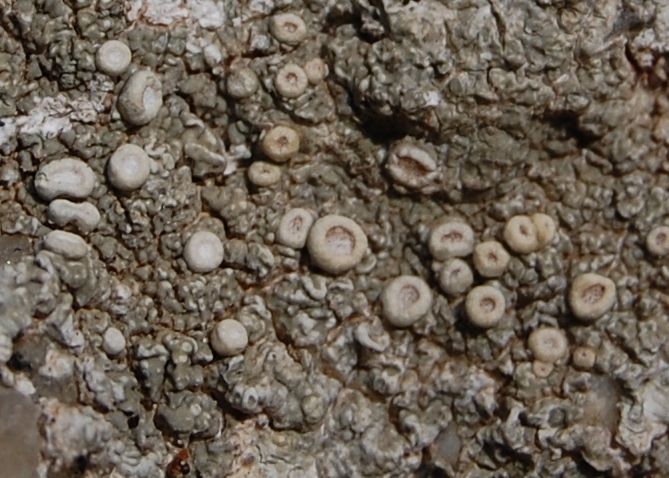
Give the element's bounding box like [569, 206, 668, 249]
[226, 66, 259, 99]
[269, 13, 307, 45]
[210, 319, 248, 356]
[438, 258, 473, 296]
[472, 241, 510, 278]
[531, 213, 557, 247]
[261, 125, 300, 163]
[386, 142, 439, 190]
[117, 70, 163, 125]
[183, 231, 224, 273]
[248, 161, 281, 187]
[304, 58, 328, 84]
[48, 199, 101, 233]
[465, 285, 505, 328]
[35, 157, 97, 201]
[646, 225, 669, 256]
[306, 214, 368, 274]
[568, 272, 616, 322]
[102, 327, 126, 357]
[107, 144, 151, 191]
[503, 215, 539, 254]
[43, 230, 88, 260]
[527, 327, 568, 364]
[276, 208, 315, 249]
[428, 221, 475, 260]
[532, 360, 553, 378]
[572, 346, 596, 369]
[381, 275, 433, 327]
[274, 63, 308, 99]
[96, 40, 132, 76]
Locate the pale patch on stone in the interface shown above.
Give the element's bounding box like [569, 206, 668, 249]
[0, 80, 110, 145]
[187, 0, 226, 29]
[39, 346, 75, 380]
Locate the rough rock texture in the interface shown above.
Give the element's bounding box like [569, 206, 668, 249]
[2, 0, 669, 477]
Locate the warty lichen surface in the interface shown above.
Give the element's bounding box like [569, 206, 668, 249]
[2, 0, 669, 477]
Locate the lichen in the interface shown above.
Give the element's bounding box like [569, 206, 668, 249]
[2, 0, 669, 476]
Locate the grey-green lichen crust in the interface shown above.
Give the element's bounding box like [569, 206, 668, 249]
[2, 0, 669, 477]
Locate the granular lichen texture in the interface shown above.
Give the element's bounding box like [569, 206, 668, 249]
[3, 1, 669, 477]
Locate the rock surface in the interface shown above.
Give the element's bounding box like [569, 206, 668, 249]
[0, 388, 40, 478]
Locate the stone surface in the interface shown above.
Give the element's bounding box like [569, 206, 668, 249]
[0, 388, 40, 478]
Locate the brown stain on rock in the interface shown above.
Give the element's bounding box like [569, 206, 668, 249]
[0, 234, 32, 265]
